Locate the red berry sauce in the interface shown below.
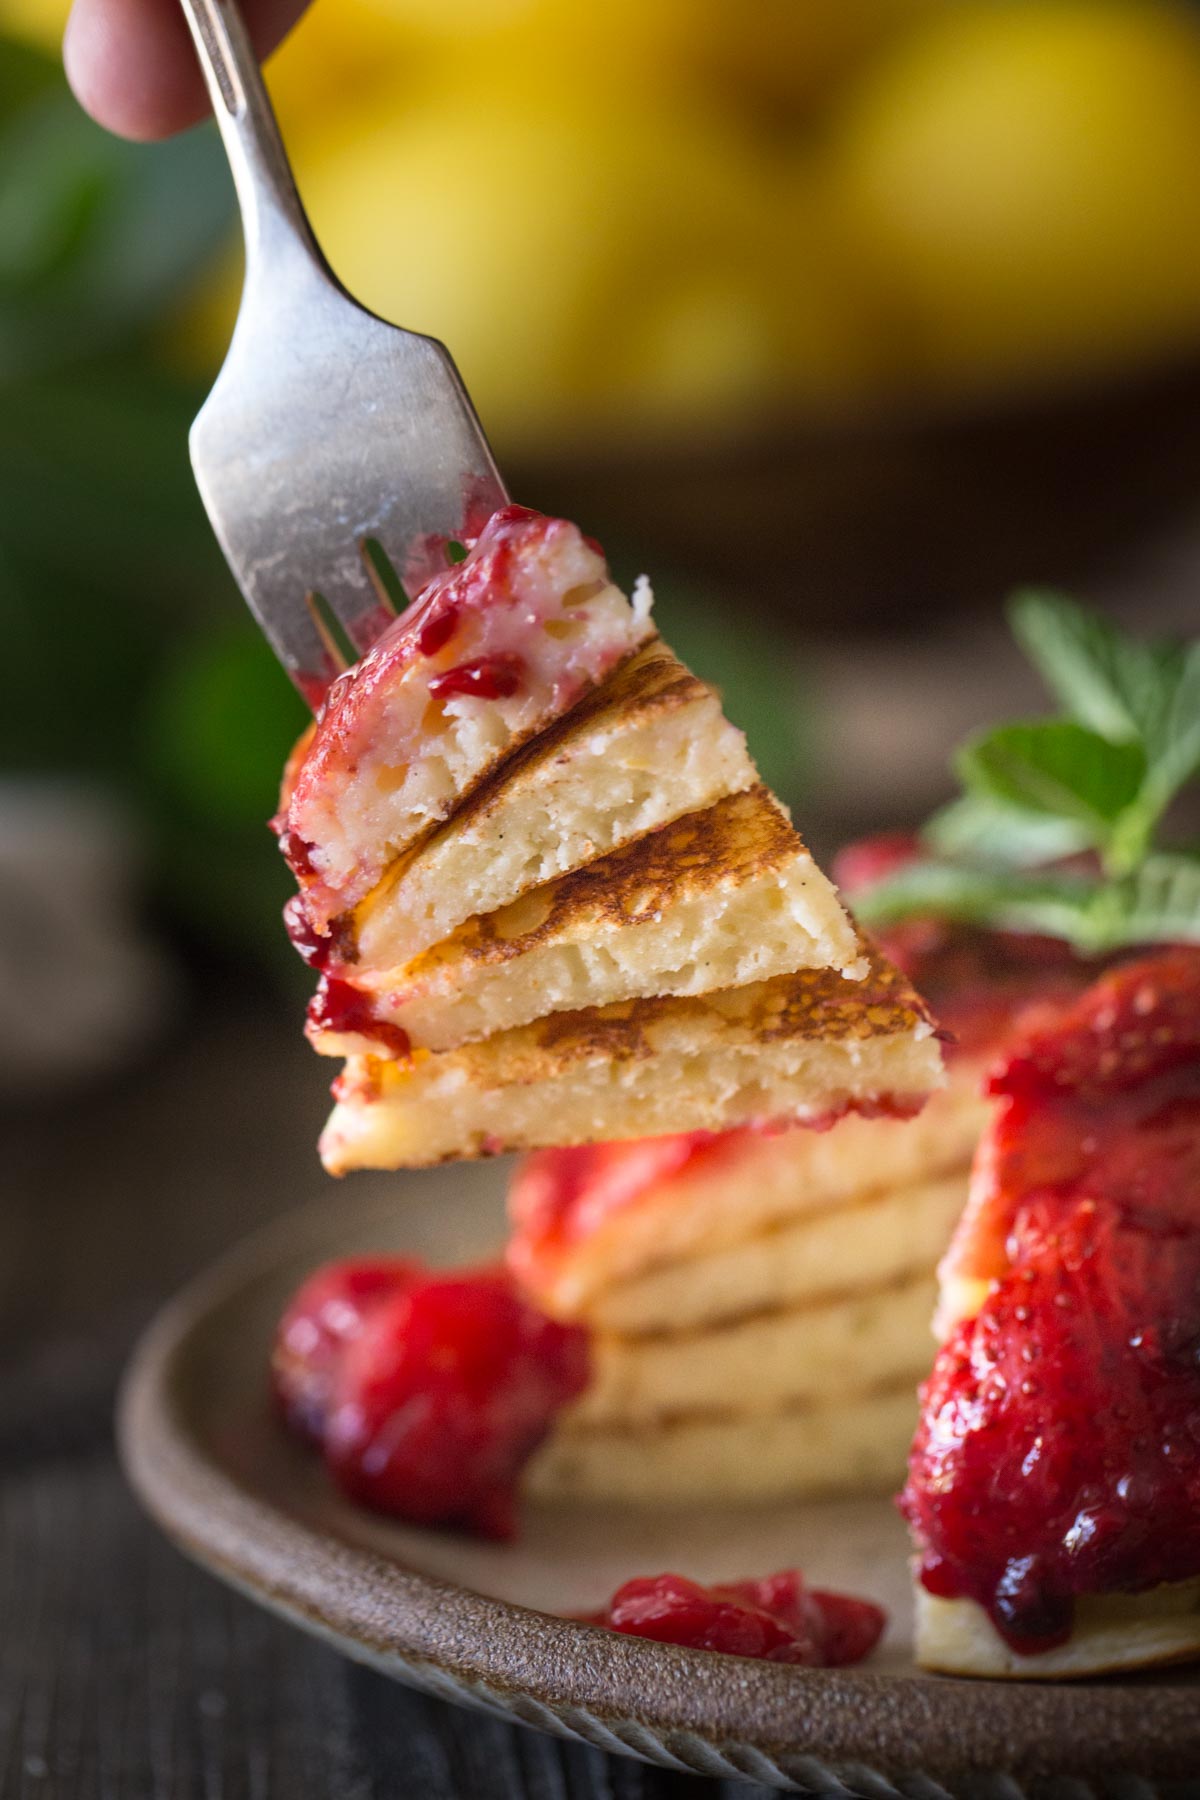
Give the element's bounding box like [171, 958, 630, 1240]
[307, 974, 412, 1059]
[272, 1257, 419, 1443]
[507, 1132, 728, 1295]
[283, 894, 332, 971]
[276, 828, 319, 881]
[880, 916, 1092, 1059]
[322, 1263, 590, 1538]
[378, 502, 536, 678]
[587, 1568, 885, 1666]
[416, 601, 460, 657]
[902, 950, 1200, 1654]
[428, 653, 525, 701]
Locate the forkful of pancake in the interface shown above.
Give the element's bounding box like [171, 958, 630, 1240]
[183, 0, 946, 1167]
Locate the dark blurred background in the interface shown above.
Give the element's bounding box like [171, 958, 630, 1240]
[4, 0, 1200, 1378]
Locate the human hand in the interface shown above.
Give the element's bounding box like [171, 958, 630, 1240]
[64, 0, 313, 140]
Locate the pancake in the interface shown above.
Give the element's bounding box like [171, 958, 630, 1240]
[509, 1069, 985, 1324]
[348, 641, 757, 971]
[569, 1273, 938, 1427]
[579, 1168, 969, 1338]
[914, 1583, 1200, 1680]
[277, 507, 655, 930]
[528, 1381, 919, 1505]
[312, 787, 865, 1055]
[318, 947, 944, 1172]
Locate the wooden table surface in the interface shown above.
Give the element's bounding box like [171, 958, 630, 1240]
[1, 977, 784, 1800]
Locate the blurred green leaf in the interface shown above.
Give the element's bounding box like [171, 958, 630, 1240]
[144, 627, 308, 832]
[924, 791, 1093, 866]
[1009, 589, 1169, 745]
[858, 851, 1200, 955]
[956, 719, 1146, 844]
[0, 360, 219, 603]
[1009, 589, 1200, 853]
[0, 36, 279, 970]
[0, 53, 234, 375]
[857, 859, 1099, 944]
[138, 627, 311, 975]
[0, 33, 59, 118]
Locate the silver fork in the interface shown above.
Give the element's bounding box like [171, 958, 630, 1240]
[178, 0, 508, 709]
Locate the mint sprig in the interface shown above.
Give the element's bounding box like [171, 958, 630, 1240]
[856, 592, 1200, 952]
[955, 719, 1147, 872]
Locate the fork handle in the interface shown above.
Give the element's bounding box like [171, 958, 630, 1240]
[178, 0, 326, 288]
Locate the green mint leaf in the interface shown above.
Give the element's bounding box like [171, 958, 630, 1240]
[924, 792, 1093, 867]
[446, 539, 467, 565]
[856, 860, 1098, 945]
[956, 720, 1146, 850]
[1008, 589, 1169, 745]
[856, 852, 1200, 953]
[1141, 639, 1200, 810]
[1105, 851, 1200, 948]
[1097, 641, 1200, 868]
[857, 593, 1200, 954]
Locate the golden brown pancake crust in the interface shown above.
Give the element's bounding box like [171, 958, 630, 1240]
[424, 638, 707, 838]
[406, 785, 797, 974]
[341, 941, 936, 1100]
[342, 640, 705, 940]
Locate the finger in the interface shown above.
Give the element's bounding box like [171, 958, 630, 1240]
[63, 0, 313, 141]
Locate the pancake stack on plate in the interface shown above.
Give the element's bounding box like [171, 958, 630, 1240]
[275, 506, 943, 1169]
[508, 922, 1100, 1508]
[508, 1073, 988, 1506]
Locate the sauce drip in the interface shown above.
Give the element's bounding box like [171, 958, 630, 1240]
[307, 975, 412, 1060]
[283, 894, 331, 971]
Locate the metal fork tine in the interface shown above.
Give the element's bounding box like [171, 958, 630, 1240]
[215, 537, 344, 706]
[359, 539, 404, 619]
[303, 592, 350, 677]
[317, 572, 397, 658]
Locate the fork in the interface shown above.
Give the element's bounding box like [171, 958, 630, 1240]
[178, 0, 508, 709]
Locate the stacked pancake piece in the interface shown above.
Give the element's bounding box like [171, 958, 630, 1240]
[509, 1065, 990, 1506]
[276, 505, 942, 1169]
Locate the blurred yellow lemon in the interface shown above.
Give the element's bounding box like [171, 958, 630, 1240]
[831, 0, 1200, 400]
[357, 0, 944, 116]
[282, 68, 787, 448]
[264, 0, 421, 128]
[0, 0, 70, 49]
[772, 157, 898, 415]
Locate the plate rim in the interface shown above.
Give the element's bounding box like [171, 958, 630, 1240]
[117, 1194, 1200, 1797]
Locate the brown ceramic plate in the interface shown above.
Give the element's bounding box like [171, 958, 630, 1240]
[118, 1167, 1200, 1799]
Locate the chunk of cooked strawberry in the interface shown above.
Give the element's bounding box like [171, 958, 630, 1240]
[590, 1568, 885, 1666]
[904, 949, 1200, 1654]
[993, 947, 1200, 1102]
[323, 1264, 589, 1539]
[272, 1257, 420, 1443]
